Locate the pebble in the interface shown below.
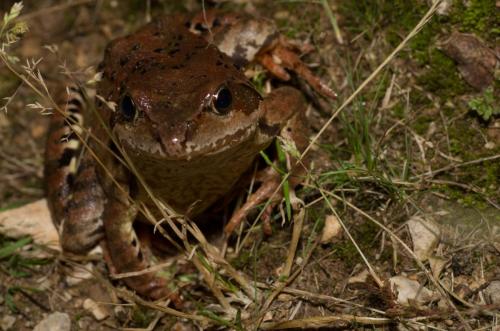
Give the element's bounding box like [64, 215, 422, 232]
[33, 312, 70, 331]
[0, 315, 16, 331]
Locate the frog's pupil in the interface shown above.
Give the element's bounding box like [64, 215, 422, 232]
[120, 95, 136, 120]
[214, 87, 232, 113]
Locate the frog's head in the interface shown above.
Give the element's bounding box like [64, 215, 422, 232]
[98, 20, 272, 161]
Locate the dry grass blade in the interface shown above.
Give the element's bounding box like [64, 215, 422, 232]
[318, 189, 384, 288]
[259, 314, 393, 330]
[323, 190, 473, 331]
[299, 0, 443, 162]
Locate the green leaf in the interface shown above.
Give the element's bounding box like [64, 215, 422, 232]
[468, 87, 498, 121]
[0, 237, 32, 260]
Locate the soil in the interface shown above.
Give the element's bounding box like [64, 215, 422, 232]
[0, 1, 498, 330]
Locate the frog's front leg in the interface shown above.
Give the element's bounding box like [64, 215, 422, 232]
[101, 166, 175, 301]
[225, 87, 311, 235]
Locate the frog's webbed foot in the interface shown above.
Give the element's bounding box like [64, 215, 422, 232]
[257, 37, 337, 100]
[187, 10, 336, 100]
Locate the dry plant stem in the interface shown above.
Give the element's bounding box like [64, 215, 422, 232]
[122, 311, 162, 331]
[254, 282, 386, 315]
[323, 191, 472, 331]
[413, 154, 500, 180]
[300, 0, 442, 161]
[238, 0, 443, 255]
[0, 54, 58, 111]
[110, 261, 174, 279]
[253, 239, 321, 329]
[320, 0, 343, 44]
[259, 315, 393, 330]
[438, 280, 497, 317]
[192, 254, 234, 313]
[62, 259, 207, 322]
[319, 190, 384, 288]
[282, 208, 305, 277]
[428, 179, 500, 209]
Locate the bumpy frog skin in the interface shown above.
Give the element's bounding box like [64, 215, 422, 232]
[45, 12, 330, 300]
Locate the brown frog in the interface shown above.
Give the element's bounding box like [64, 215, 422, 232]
[45, 12, 334, 300]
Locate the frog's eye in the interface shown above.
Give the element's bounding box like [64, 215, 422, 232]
[120, 95, 137, 121]
[212, 85, 232, 115]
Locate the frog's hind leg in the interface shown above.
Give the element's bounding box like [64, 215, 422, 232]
[45, 87, 105, 254]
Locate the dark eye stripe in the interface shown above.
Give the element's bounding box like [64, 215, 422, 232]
[58, 148, 75, 167]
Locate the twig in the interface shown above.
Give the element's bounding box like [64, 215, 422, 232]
[260, 314, 393, 330]
[412, 154, 500, 179]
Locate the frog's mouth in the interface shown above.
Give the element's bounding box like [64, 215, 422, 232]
[114, 116, 262, 161]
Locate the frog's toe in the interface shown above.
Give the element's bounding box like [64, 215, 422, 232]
[224, 177, 281, 235]
[259, 41, 337, 100]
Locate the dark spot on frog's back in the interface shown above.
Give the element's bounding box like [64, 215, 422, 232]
[133, 60, 146, 73]
[168, 48, 180, 56]
[131, 43, 141, 51]
[119, 56, 130, 66]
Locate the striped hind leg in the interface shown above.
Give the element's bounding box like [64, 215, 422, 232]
[45, 87, 105, 254]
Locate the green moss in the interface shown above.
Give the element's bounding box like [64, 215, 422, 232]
[436, 185, 488, 209]
[391, 103, 406, 119]
[437, 116, 500, 207]
[416, 49, 469, 98]
[451, 0, 500, 38]
[330, 218, 379, 269]
[131, 306, 155, 327]
[412, 114, 434, 135]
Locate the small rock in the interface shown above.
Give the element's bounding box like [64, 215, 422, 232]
[389, 276, 436, 306]
[0, 199, 60, 253]
[441, 32, 498, 91]
[113, 305, 128, 322]
[0, 295, 4, 304]
[428, 256, 447, 278]
[277, 294, 293, 302]
[436, 0, 452, 15]
[83, 298, 110, 321]
[320, 214, 342, 244]
[1, 315, 16, 331]
[33, 312, 70, 331]
[484, 141, 495, 150]
[348, 269, 370, 284]
[171, 321, 196, 331]
[407, 216, 440, 261]
[483, 281, 500, 305]
[65, 262, 94, 286]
